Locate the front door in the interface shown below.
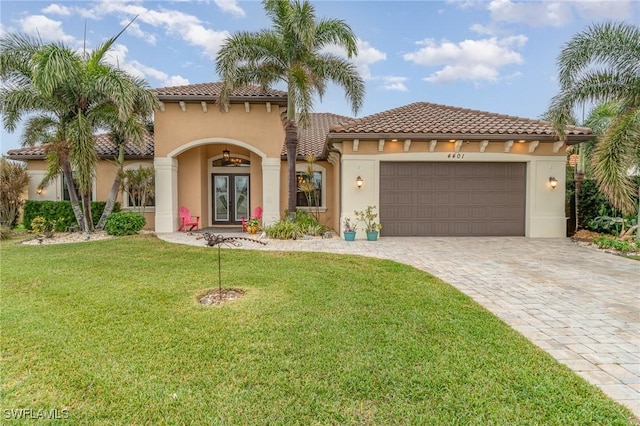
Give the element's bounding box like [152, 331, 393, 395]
[212, 174, 249, 225]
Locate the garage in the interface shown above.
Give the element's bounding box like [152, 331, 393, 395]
[380, 162, 526, 236]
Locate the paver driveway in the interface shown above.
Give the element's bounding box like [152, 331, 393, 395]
[159, 233, 640, 418]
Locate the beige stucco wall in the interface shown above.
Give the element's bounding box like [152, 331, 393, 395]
[335, 138, 568, 238]
[23, 158, 155, 229]
[278, 159, 339, 232]
[154, 101, 286, 231]
[154, 102, 285, 157]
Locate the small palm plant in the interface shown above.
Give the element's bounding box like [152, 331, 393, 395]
[354, 205, 382, 232]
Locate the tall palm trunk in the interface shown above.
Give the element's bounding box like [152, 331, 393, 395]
[96, 145, 126, 229]
[81, 192, 93, 232]
[285, 120, 298, 220]
[61, 160, 85, 231]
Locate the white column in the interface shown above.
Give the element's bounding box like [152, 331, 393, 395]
[526, 158, 567, 238]
[261, 157, 281, 226]
[340, 157, 379, 239]
[154, 157, 178, 232]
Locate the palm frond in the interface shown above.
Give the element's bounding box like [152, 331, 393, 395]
[557, 22, 640, 90]
[591, 108, 640, 214]
[315, 18, 358, 57]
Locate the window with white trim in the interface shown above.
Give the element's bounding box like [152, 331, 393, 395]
[295, 163, 326, 210]
[122, 163, 155, 210]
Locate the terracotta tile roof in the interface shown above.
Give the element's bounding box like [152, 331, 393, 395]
[6, 133, 154, 160]
[154, 82, 287, 101]
[282, 112, 351, 159]
[329, 102, 593, 140]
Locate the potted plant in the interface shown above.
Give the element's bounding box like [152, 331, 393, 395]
[343, 217, 357, 241]
[246, 217, 260, 234]
[354, 205, 382, 241]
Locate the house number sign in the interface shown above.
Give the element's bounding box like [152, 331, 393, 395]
[447, 153, 465, 159]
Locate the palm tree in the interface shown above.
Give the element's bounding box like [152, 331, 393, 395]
[95, 105, 156, 230]
[547, 22, 640, 221]
[216, 0, 365, 217]
[0, 22, 156, 232]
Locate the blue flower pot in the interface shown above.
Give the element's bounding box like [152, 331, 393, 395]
[344, 231, 356, 241]
[366, 231, 379, 241]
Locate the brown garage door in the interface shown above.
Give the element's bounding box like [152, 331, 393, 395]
[380, 162, 526, 236]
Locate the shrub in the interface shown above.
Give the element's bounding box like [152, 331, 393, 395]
[0, 157, 29, 228]
[264, 220, 302, 240]
[265, 210, 327, 239]
[104, 212, 146, 236]
[592, 235, 640, 253]
[0, 225, 11, 240]
[30, 216, 56, 238]
[588, 214, 636, 237]
[23, 200, 120, 231]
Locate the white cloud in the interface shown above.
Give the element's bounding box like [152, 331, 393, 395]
[106, 43, 190, 87]
[470, 23, 499, 36]
[447, 0, 484, 10]
[17, 15, 75, 43]
[353, 40, 386, 80]
[214, 0, 246, 17]
[573, 0, 632, 21]
[381, 76, 408, 92]
[503, 71, 523, 85]
[404, 36, 527, 84]
[487, 0, 573, 27]
[80, 1, 230, 60]
[467, 0, 635, 30]
[323, 39, 386, 80]
[121, 20, 157, 45]
[42, 4, 72, 16]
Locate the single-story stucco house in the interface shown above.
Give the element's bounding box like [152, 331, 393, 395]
[7, 82, 595, 238]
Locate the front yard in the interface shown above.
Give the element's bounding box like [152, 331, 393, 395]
[1, 235, 636, 424]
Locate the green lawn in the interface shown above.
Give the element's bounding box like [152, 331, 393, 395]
[1, 235, 636, 425]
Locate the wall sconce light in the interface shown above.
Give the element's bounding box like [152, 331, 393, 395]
[548, 176, 558, 189]
[222, 148, 230, 161]
[356, 176, 363, 189]
[36, 187, 44, 195]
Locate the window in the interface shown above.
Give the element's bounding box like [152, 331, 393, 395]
[62, 174, 93, 201]
[122, 164, 155, 210]
[296, 170, 323, 208]
[127, 191, 155, 208]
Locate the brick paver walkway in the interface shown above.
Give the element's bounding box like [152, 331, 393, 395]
[159, 232, 640, 418]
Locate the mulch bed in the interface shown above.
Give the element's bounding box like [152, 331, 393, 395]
[571, 229, 602, 242]
[199, 288, 245, 306]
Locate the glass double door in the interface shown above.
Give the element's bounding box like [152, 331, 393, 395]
[212, 174, 249, 225]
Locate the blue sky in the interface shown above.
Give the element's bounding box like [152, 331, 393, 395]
[1, 0, 639, 154]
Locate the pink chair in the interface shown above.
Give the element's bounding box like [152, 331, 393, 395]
[241, 206, 262, 232]
[178, 206, 200, 232]
[252, 206, 263, 221]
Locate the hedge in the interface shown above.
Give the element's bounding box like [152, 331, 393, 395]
[23, 200, 120, 231]
[566, 173, 639, 231]
[104, 211, 146, 236]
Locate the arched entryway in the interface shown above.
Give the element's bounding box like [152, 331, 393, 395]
[154, 138, 281, 232]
